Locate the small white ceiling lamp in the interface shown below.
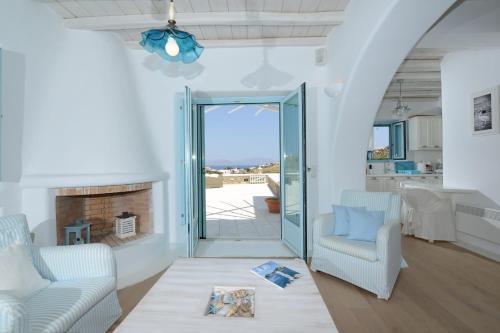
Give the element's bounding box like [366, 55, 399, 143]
[392, 79, 411, 119]
[325, 81, 344, 98]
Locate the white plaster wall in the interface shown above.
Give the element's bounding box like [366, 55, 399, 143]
[0, 0, 170, 283]
[0, 0, 160, 183]
[441, 49, 500, 260]
[127, 46, 328, 255]
[0, 0, 165, 242]
[0, 182, 21, 217]
[324, 0, 454, 207]
[442, 49, 500, 202]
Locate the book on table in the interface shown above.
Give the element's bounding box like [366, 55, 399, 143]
[251, 261, 302, 289]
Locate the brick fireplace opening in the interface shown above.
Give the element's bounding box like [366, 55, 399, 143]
[55, 182, 153, 247]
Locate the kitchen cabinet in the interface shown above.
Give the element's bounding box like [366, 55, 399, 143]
[366, 174, 443, 192]
[366, 176, 401, 192]
[408, 116, 442, 150]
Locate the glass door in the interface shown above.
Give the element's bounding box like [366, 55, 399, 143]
[184, 86, 201, 257]
[280, 83, 307, 258]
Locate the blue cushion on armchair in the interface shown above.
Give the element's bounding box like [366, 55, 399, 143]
[346, 209, 385, 242]
[332, 205, 366, 236]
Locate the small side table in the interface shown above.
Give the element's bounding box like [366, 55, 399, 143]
[64, 223, 91, 245]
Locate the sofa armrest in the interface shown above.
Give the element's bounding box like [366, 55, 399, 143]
[313, 213, 334, 244]
[0, 292, 28, 333]
[376, 222, 401, 267]
[32, 243, 116, 282]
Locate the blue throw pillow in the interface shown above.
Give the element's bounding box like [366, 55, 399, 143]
[332, 205, 366, 236]
[346, 209, 385, 242]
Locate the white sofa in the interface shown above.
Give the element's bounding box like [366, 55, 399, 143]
[0, 214, 122, 333]
[310, 191, 402, 300]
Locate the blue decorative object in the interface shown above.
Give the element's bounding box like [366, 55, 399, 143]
[346, 209, 385, 242]
[140, 28, 204, 64]
[64, 223, 91, 245]
[395, 161, 416, 173]
[140, 0, 203, 63]
[332, 205, 365, 236]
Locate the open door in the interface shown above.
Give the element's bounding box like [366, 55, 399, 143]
[280, 83, 307, 259]
[184, 86, 202, 257]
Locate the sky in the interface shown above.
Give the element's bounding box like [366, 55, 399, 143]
[204, 104, 279, 167]
[373, 126, 390, 149]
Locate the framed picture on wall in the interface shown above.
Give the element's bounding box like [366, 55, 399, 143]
[471, 86, 499, 135]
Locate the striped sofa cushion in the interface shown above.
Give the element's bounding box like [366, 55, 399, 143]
[0, 215, 33, 257]
[319, 235, 378, 262]
[27, 277, 115, 333]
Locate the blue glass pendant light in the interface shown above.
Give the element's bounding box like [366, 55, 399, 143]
[140, 0, 204, 64]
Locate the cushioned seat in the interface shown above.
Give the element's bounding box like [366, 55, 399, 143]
[0, 214, 122, 333]
[319, 235, 378, 262]
[28, 277, 116, 333]
[311, 191, 403, 300]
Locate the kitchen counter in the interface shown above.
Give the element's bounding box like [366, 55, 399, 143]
[366, 173, 442, 178]
[400, 181, 476, 194]
[366, 173, 442, 192]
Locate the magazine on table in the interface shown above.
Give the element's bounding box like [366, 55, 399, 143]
[205, 286, 255, 318]
[251, 261, 302, 289]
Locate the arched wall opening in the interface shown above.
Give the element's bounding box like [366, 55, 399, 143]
[322, 0, 455, 206]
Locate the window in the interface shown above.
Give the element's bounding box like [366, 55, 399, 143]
[368, 122, 406, 161]
[391, 121, 406, 159]
[370, 125, 391, 160]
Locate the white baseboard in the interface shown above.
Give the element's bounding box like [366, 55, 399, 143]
[455, 231, 500, 262]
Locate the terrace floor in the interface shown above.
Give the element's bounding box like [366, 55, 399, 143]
[205, 183, 281, 239]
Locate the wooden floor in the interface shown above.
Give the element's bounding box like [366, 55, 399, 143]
[111, 237, 500, 333]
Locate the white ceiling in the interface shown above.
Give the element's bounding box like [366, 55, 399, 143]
[385, 0, 500, 101]
[44, 0, 349, 46]
[44, 1, 497, 101]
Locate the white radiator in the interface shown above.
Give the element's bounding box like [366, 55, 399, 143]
[115, 216, 137, 239]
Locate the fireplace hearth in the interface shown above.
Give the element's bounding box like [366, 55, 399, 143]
[55, 183, 153, 247]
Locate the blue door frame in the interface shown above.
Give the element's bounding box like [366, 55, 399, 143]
[183, 91, 307, 258]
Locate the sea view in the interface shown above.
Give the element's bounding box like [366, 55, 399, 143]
[208, 162, 279, 170]
[208, 165, 257, 170]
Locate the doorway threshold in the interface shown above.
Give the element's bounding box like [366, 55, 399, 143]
[195, 239, 296, 258]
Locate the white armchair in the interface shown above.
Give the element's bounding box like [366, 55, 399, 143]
[311, 190, 402, 300]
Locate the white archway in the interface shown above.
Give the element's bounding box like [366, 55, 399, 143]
[323, 0, 455, 204]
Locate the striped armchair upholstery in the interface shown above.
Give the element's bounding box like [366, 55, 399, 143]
[311, 191, 402, 300]
[0, 214, 122, 333]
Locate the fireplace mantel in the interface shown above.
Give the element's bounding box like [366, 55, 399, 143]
[20, 173, 165, 188]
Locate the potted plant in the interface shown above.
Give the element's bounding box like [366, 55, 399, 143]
[265, 197, 280, 214]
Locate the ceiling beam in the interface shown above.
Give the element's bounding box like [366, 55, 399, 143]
[386, 89, 442, 95]
[65, 11, 344, 31]
[405, 48, 451, 60]
[397, 60, 441, 73]
[387, 82, 441, 90]
[393, 72, 441, 81]
[126, 37, 327, 49]
[383, 96, 440, 102]
[384, 91, 441, 98]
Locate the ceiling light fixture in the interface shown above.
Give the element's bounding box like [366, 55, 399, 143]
[140, 0, 204, 63]
[392, 79, 411, 118]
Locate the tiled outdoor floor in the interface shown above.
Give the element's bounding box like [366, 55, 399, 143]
[205, 183, 281, 239]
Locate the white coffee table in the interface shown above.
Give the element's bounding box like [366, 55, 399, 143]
[115, 258, 338, 333]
